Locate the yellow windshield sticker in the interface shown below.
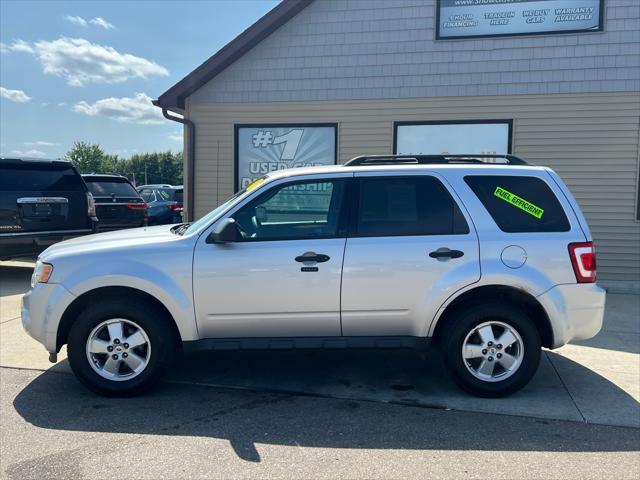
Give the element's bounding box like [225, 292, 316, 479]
[494, 186, 544, 219]
[246, 178, 265, 191]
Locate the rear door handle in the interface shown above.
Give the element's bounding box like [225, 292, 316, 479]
[295, 252, 330, 263]
[429, 248, 464, 259]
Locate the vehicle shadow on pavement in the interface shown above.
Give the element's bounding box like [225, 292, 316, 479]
[12, 349, 639, 462]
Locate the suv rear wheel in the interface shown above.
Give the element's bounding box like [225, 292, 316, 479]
[440, 303, 541, 397]
[67, 298, 176, 396]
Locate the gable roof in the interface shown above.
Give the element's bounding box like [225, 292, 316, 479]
[154, 0, 314, 111]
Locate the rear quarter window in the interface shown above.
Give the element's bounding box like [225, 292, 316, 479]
[157, 189, 172, 201]
[464, 175, 570, 233]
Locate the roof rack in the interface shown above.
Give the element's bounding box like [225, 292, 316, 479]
[344, 154, 528, 167]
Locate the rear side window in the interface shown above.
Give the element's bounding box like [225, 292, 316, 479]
[464, 175, 570, 233]
[157, 189, 172, 201]
[139, 189, 156, 202]
[0, 164, 83, 191]
[174, 189, 183, 203]
[355, 176, 469, 237]
[86, 179, 138, 197]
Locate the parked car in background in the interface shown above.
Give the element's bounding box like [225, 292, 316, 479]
[137, 184, 183, 225]
[82, 174, 147, 231]
[0, 157, 98, 260]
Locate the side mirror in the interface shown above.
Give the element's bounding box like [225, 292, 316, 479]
[208, 218, 239, 244]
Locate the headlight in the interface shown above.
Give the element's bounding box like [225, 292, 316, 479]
[31, 260, 53, 288]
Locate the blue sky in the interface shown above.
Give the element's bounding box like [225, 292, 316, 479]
[0, 0, 279, 159]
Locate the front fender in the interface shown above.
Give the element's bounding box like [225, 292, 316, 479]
[57, 258, 198, 342]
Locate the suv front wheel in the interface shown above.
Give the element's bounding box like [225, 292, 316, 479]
[67, 298, 176, 396]
[440, 303, 541, 397]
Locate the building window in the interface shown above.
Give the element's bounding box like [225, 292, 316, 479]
[394, 120, 513, 156]
[234, 124, 337, 191]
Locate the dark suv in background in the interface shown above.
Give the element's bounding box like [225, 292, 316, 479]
[82, 174, 147, 231]
[0, 157, 98, 260]
[137, 184, 183, 225]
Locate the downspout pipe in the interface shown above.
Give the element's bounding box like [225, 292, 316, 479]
[159, 107, 196, 222]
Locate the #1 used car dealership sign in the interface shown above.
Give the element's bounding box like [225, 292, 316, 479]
[235, 124, 337, 190]
[437, 0, 603, 39]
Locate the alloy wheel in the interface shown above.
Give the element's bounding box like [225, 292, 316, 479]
[461, 320, 524, 383]
[85, 318, 151, 381]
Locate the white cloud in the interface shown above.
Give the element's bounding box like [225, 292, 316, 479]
[58, 102, 67, 107]
[73, 92, 164, 125]
[168, 131, 183, 142]
[5, 39, 34, 54]
[6, 37, 168, 86]
[25, 141, 58, 146]
[12, 149, 46, 157]
[90, 17, 115, 29]
[64, 15, 87, 27]
[64, 15, 115, 29]
[0, 42, 7, 53]
[0, 86, 32, 103]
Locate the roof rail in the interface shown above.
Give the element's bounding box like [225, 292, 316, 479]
[343, 154, 528, 167]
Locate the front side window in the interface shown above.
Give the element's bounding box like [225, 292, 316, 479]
[355, 176, 469, 237]
[233, 179, 346, 241]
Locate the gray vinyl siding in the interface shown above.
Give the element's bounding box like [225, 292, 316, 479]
[187, 91, 640, 282]
[190, 0, 640, 104]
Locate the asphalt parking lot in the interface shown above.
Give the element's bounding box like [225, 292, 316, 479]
[1, 260, 639, 479]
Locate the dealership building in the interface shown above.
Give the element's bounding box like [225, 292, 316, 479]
[154, 0, 640, 289]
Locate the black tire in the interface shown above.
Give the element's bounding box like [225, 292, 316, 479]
[67, 297, 176, 397]
[440, 303, 541, 398]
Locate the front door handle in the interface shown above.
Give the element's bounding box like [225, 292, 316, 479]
[429, 248, 464, 259]
[295, 252, 330, 263]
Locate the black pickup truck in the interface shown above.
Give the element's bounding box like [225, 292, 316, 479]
[0, 157, 99, 260]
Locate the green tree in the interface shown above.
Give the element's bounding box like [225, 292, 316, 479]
[63, 142, 183, 185]
[64, 141, 105, 174]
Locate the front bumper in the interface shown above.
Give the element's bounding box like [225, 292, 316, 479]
[21, 282, 76, 353]
[536, 283, 606, 348]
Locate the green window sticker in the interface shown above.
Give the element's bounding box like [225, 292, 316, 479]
[493, 186, 544, 219]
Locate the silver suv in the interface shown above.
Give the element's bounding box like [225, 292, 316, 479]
[22, 155, 605, 397]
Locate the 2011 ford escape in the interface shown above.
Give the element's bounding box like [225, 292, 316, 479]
[21, 155, 605, 397]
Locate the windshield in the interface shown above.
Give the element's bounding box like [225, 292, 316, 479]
[182, 188, 248, 235]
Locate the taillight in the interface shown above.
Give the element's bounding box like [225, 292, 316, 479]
[168, 203, 183, 212]
[86, 192, 96, 217]
[568, 242, 596, 283]
[127, 202, 148, 211]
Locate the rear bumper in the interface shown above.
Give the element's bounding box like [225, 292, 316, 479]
[537, 283, 606, 348]
[0, 225, 96, 260]
[21, 282, 76, 353]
